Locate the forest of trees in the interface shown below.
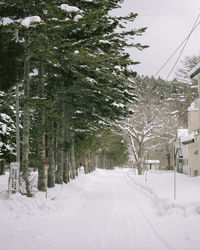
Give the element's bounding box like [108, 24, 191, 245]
[1, 1, 199, 197]
[0, 0, 148, 196]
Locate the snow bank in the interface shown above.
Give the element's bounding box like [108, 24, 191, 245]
[0, 169, 88, 222]
[127, 170, 200, 217]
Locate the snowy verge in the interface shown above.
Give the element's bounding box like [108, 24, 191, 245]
[0, 168, 89, 222]
[126, 170, 200, 217]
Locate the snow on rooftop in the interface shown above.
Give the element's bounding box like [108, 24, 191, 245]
[60, 4, 80, 12]
[21, 16, 41, 28]
[181, 131, 194, 144]
[189, 62, 200, 79]
[145, 160, 160, 164]
[177, 128, 188, 139]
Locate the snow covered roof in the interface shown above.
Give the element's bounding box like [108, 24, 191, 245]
[177, 129, 188, 139]
[188, 63, 200, 79]
[181, 131, 194, 145]
[145, 160, 160, 164]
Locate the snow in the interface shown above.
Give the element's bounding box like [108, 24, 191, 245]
[29, 68, 39, 77]
[181, 131, 194, 144]
[177, 128, 188, 139]
[60, 4, 80, 13]
[188, 101, 198, 111]
[86, 77, 97, 83]
[112, 101, 125, 108]
[189, 63, 200, 79]
[145, 160, 160, 164]
[21, 16, 41, 28]
[74, 14, 83, 22]
[99, 40, 111, 44]
[1, 168, 200, 249]
[1, 17, 14, 26]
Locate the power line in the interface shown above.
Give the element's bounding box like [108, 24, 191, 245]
[154, 22, 199, 78]
[165, 12, 200, 80]
[154, 11, 200, 79]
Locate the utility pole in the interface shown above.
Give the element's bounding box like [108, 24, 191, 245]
[174, 146, 176, 200]
[15, 29, 20, 163]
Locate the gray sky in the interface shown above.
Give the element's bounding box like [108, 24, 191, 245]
[114, 0, 200, 80]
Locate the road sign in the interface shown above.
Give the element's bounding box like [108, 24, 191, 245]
[8, 162, 20, 196]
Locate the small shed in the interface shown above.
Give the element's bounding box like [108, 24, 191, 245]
[145, 160, 160, 171]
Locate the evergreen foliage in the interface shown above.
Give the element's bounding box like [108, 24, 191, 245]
[0, 0, 148, 195]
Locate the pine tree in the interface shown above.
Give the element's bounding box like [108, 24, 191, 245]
[1, 0, 148, 193]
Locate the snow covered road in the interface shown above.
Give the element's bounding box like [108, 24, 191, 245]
[1, 169, 200, 250]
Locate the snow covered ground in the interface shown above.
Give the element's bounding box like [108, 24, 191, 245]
[1, 168, 200, 250]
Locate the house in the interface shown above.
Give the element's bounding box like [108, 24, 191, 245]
[174, 128, 188, 174]
[145, 160, 160, 171]
[181, 63, 200, 176]
[182, 100, 200, 176]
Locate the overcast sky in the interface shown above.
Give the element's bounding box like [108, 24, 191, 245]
[113, 0, 200, 80]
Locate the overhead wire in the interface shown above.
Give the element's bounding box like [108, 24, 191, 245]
[153, 10, 200, 80]
[165, 12, 200, 80]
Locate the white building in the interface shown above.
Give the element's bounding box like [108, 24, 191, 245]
[145, 160, 160, 171]
[174, 128, 188, 174]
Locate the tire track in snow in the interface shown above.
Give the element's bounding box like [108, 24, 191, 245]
[125, 173, 172, 250]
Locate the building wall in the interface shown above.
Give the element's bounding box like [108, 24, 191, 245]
[188, 109, 198, 134]
[188, 99, 200, 176]
[188, 136, 200, 176]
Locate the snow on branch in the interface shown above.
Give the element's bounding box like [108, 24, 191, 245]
[21, 16, 42, 28]
[60, 4, 81, 13]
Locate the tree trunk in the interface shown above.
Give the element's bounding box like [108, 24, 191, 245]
[22, 51, 31, 197]
[63, 151, 70, 183]
[137, 144, 143, 175]
[70, 131, 76, 179]
[0, 160, 5, 175]
[48, 132, 55, 187]
[55, 117, 64, 184]
[37, 62, 47, 192]
[167, 152, 171, 170]
[84, 154, 89, 174]
[137, 160, 143, 175]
